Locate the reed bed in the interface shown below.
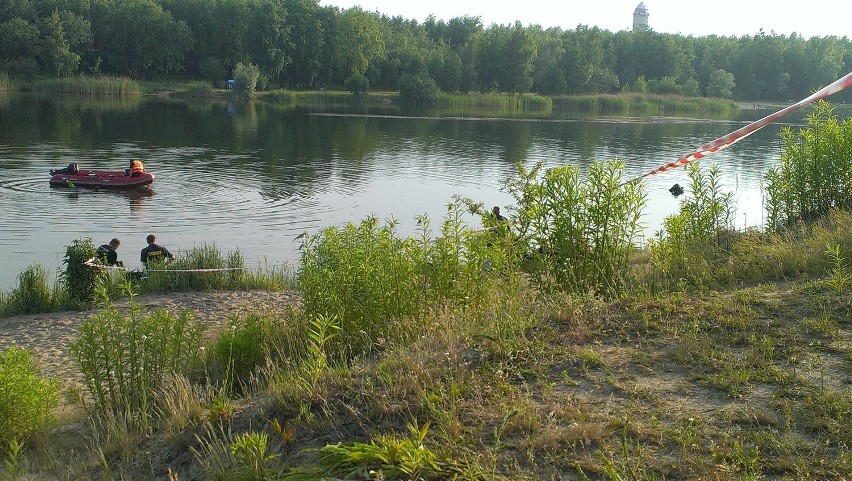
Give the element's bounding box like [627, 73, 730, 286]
[436, 92, 552, 111]
[27, 75, 142, 96]
[553, 93, 737, 116]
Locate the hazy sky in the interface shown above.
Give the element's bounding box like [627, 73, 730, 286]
[319, 0, 851, 39]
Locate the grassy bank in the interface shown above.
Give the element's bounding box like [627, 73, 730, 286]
[2, 211, 850, 480]
[1, 103, 848, 480]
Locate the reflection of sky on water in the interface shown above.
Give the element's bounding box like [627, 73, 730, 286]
[0, 106, 801, 290]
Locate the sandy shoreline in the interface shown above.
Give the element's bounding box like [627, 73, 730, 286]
[0, 289, 300, 386]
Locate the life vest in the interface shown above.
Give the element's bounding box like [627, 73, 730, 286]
[130, 160, 144, 175]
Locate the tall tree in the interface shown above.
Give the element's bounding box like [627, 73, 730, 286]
[333, 7, 384, 79]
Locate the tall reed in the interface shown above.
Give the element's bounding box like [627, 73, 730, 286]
[141, 244, 246, 291]
[765, 100, 852, 229]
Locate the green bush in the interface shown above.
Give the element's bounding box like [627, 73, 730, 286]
[61, 238, 103, 307]
[398, 73, 439, 104]
[70, 295, 204, 427]
[765, 101, 852, 229]
[344, 73, 369, 95]
[298, 204, 501, 358]
[0, 347, 61, 447]
[211, 314, 267, 393]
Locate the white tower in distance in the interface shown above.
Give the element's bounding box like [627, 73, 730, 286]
[633, 2, 650, 31]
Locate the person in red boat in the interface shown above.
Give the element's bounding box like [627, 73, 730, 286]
[128, 159, 145, 176]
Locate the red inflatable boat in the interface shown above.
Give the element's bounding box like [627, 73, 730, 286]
[49, 162, 155, 188]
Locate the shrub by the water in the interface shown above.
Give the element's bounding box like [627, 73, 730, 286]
[0, 347, 60, 447]
[765, 100, 852, 229]
[298, 203, 506, 357]
[505, 160, 646, 295]
[0, 265, 56, 316]
[344, 73, 369, 95]
[61, 238, 103, 307]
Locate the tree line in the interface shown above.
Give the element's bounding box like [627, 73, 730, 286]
[1, 0, 850, 101]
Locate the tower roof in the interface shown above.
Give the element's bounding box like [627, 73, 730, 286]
[634, 2, 648, 15]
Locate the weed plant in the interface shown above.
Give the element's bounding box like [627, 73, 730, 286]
[765, 100, 852, 229]
[70, 284, 204, 428]
[298, 204, 506, 358]
[0, 347, 61, 448]
[648, 163, 735, 288]
[210, 314, 268, 394]
[315, 422, 443, 480]
[298, 216, 423, 357]
[504, 160, 645, 295]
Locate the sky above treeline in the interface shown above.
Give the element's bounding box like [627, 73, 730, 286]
[319, 0, 851, 39]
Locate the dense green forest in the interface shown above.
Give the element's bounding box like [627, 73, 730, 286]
[1, 0, 850, 101]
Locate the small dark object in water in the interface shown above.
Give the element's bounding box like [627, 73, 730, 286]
[669, 183, 684, 197]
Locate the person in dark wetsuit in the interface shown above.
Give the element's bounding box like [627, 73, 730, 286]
[491, 206, 507, 223]
[140, 234, 175, 267]
[97, 238, 123, 267]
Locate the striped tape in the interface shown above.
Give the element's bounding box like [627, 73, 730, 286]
[625, 71, 852, 185]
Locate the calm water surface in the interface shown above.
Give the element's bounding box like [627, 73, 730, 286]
[0, 93, 804, 290]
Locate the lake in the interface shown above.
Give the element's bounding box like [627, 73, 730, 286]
[0, 93, 809, 291]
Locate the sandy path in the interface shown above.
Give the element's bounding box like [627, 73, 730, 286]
[0, 289, 300, 386]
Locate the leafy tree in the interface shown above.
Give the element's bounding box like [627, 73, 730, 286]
[706, 69, 735, 98]
[531, 27, 566, 94]
[333, 7, 385, 78]
[0, 17, 40, 78]
[245, 0, 290, 85]
[280, 0, 326, 88]
[427, 45, 462, 92]
[38, 11, 79, 77]
[233, 61, 260, 97]
[93, 0, 193, 78]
